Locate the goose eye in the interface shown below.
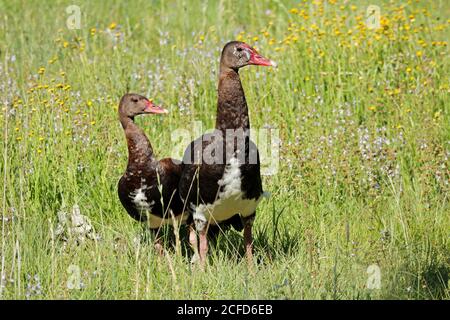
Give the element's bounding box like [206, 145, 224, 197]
[131, 98, 138, 103]
[236, 47, 243, 52]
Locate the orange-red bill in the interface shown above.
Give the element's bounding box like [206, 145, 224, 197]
[249, 53, 277, 67]
[144, 100, 168, 114]
[240, 43, 276, 67]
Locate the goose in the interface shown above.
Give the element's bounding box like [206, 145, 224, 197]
[117, 93, 186, 253]
[179, 42, 276, 265]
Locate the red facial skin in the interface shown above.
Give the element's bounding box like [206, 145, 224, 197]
[240, 43, 277, 67]
[144, 100, 168, 114]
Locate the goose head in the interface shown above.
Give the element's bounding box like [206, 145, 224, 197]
[119, 93, 168, 118]
[220, 41, 277, 70]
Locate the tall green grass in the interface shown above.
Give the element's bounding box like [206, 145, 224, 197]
[0, 0, 449, 299]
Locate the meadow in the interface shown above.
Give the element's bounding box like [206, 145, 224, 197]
[0, 0, 449, 299]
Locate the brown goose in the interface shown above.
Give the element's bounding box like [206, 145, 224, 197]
[117, 93, 186, 252]
[179, 42, 276, 265]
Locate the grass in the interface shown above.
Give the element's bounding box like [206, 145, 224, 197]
[0, 0, 449, 299]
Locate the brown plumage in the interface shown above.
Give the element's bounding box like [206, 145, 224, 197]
[178, 41, 276, 266]
[117, 94, 186, 251]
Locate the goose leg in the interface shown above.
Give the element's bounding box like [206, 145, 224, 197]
[194, 214, 208, 268]
[189, 224, 199, 264]
[154, 238, 164, 256]
[153, 230, 164, 256]
[243, 214, 255, 266]
[199, 228, 208, 268]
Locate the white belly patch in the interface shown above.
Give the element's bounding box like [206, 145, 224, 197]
[130, 186, 154, 212]
[130, 185, 187, 229]
[193, 157, 263, 225]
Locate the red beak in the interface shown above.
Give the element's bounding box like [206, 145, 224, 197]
[249, 51, 277, 67]
[144, 100, 168, 114]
